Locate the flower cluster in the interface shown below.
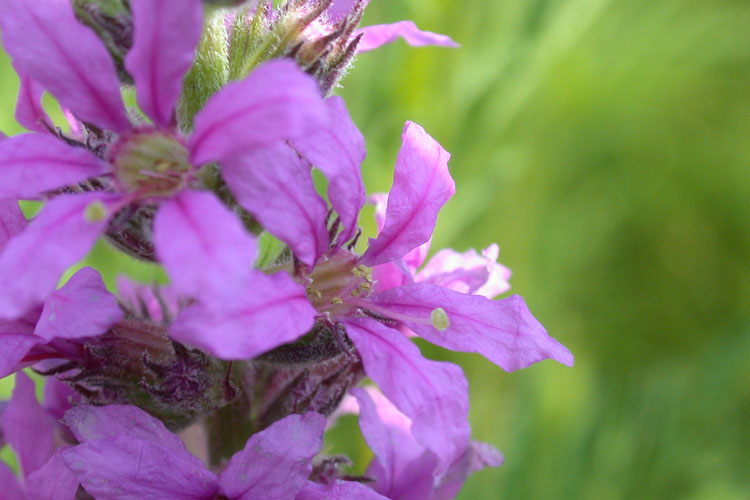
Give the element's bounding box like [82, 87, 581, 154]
[0, 1, 573, 499]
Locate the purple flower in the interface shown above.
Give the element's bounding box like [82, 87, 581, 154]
[350, 387, 504, 500]
[60, 404, 375, 500]
[0, 373, 79, 500]
[171, 117, 573, 466]
[0, 0, 328, 319]
[0, 265, 122, 379]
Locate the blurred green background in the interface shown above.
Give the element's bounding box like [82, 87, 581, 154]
[2, 0, 750, 498]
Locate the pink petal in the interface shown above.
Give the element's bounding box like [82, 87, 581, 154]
[154, 190, 257, 303]
[416, 244, 512, 299]
[126, 0, 203, 128]
[62, 437, 218, 500]
[0, 462, 25, 500]
[0, 333, 40, 379]
[218, 413, 325, 500]
[0, 199, 27, 250]
[0, 0, 130, 132]
[222, 144, 329, 267]
[170, 270, 316, 360]
[292, 96, 367, 245]
[1, 372, 54, 477]
[352, 388, 435, 499]
[25, 449, 80, 500]
[432, 442, 504, 500]
[63, 405, 192, 456]
[13, 66, 49, 133]
[296, 480, 389, 500]
[0, 193, 113, 319]
[356, 21, 459, 53]
[116, 276, 179, 323]
[326, 0, 369, 22]
[373, 284, 575, 371]
[189, 59, 328, 165]
[361, 122, 455, 267]
[343, 318, 470, 466]
[0, 134, 109, 199]
[34, 267, 122, 341]
[43, 378, 80, 422]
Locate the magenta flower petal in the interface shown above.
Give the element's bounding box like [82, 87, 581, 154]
[126, 0, 204, 127]
[154, 190, 257, 302]
[64, 404, 191, 455]
[34, 267, 122, 341]
[218, 413, 325, 500]
[373, 284, 575, 371]
[0, 0, 129, 132]
[14, 66, 48, 133]
[292, 96, 367, 245]
[63, 437, 219, 500]
[0, 134, 109, 199]
[431, 442, 504, 500]
[0, 193, 113, 319]
[170, 270, 316, 359]
[325, 0, 369, 22]
[415, 244, 512, 299]
[189, 60, 328, 165]
[357, 21, 459, 53]
[296, 480, 389, 500]
[0, 199, 27, 250]
[25, 449, 80, 500]
[0, 333, 40, 379]
[352, 388, 435, 500]
[361, 122, 455, 267]
[43, 378, 80, 422]
[222, 144, 329, 267]
[1, 373, 54, 477]
[343, 318, 470, 466]
[0, 462, 25, 500]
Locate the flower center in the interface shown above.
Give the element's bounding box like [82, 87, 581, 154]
[110, 131, 192, 197]
[304, 250, 373, 317]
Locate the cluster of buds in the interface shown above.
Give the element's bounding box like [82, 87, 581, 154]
[0, 1, 573, 499]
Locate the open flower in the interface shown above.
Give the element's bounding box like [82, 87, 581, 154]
[61, 404, 383, 500]
[170, 117, 573, 466]
[0, 0, 328, 319]
[350, 387, 504, 500]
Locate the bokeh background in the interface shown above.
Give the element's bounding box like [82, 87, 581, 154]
[2, 0, 749, 498]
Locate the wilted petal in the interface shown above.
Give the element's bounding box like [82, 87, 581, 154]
[64, 405, 189, 456]
[170, 270, 316, 360]
[357, 21, 459, 53]
[189, 59, 327, 165]
[416, 244, 511, 299]
[0, 134, 109, 199]
[1, 372, 54, 477]
[0, 199, 27, 249]
[343, 318, 470, 466]
[361, 122, 455, 266]
[292, 96, 366, 245]
[0, 0, 129, 132]
[126, 0, 203, 127]
[222, 144, 329, 267]
[63, 438, 218, 500]
[14, 66, 48, 133]
[373, 284, 575, 371]
[219, 413, 325, 500]
[0, 193, 113, 319]
[0, 462, 25, 500]
[34, 267, 122, 341]
[154, 190, 257, 302]
[432, 442, 504, 500]
[25, 449, 80, 500]
[296, 480, 388, 500]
